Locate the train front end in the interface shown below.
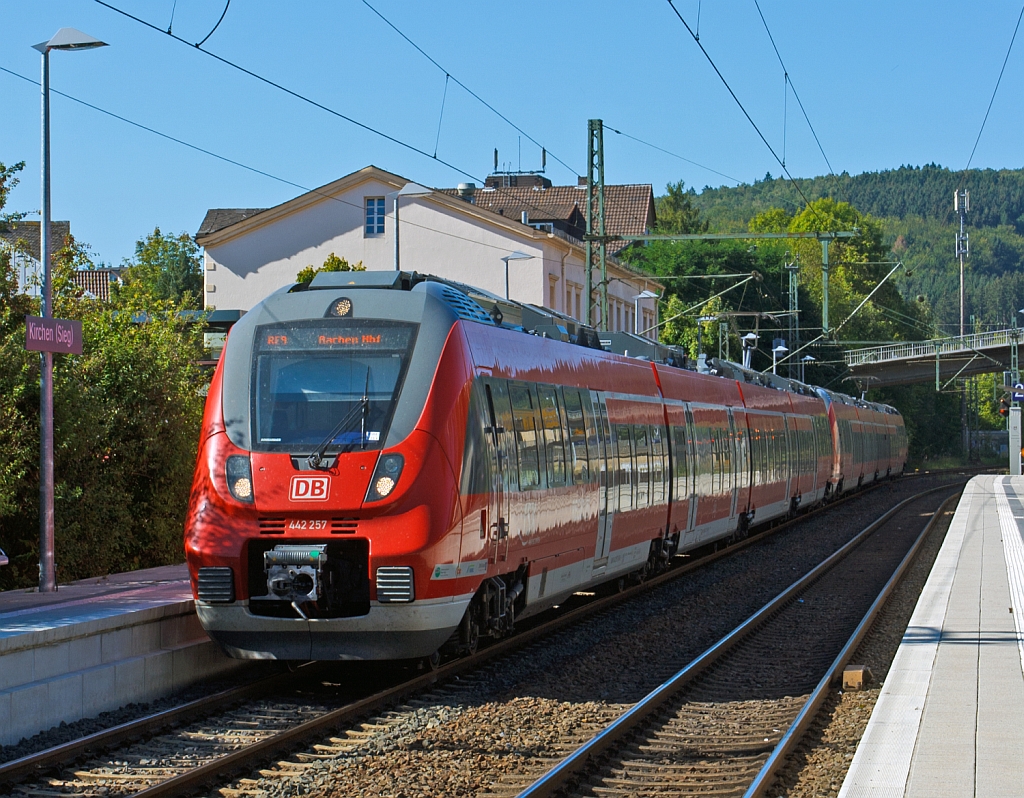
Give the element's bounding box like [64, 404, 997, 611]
[185, 273, 472, 661]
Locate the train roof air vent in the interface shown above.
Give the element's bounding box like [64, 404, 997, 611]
[421, 283, 493, 324]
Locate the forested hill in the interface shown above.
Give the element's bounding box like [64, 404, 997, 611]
[688, 164, 1024, 332]
[692, 164, 1024, 230]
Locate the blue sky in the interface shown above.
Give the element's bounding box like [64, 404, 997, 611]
[3, 1, 1024, 265]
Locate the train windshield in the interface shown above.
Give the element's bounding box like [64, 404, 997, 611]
[251, 321, 418, 453]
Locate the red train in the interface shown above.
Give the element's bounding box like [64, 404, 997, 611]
[185, 271, 907, 662]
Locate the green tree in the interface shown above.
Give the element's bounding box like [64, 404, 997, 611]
[655, 181, 709, 234]
[296, 252, 366, 283]
[0, 225, 208, 589]
[117, 228, 203, 308]
[0, 161, 27, 228]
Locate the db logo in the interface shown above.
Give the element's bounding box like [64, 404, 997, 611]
[289, 475, 330, 501]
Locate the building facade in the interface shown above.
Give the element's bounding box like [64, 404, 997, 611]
[196, 166, 663, 337]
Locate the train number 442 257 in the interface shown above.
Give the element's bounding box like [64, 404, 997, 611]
[288, 519, 328, 530]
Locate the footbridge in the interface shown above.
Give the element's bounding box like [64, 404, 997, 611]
[844, 328, 1020, 388]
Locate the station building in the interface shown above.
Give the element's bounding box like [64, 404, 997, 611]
[195, 166, 664, 337]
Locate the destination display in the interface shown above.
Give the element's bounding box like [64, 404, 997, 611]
[24, 316, 83, 354]
[255, 322, 415, 353]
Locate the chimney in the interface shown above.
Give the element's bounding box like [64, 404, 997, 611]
[457, 182, 476, 203]
[521, 211, 529, 225]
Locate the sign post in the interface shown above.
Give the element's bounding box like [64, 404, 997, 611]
[1010, 406, 1022, 477]
[25, 315, 83, 591]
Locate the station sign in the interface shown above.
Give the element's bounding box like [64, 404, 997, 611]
[24, 315, 83, 354]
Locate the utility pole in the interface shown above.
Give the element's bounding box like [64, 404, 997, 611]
[584, 120, 608, 329]
[955, 189, 969, 337]
[955, 189, 969, 456]
[785, 254, 799, 379]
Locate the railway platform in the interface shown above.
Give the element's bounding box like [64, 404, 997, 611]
[839, 474, 1024, 797]
[0, 564, 245, 747]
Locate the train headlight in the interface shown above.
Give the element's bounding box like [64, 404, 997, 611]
[365, 453, 404, 502]
[226, 455, 254, 504]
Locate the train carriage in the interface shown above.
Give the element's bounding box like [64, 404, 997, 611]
[186, 271, 907, 663]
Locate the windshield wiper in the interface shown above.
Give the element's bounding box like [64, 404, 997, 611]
[307, 368, 370, 469]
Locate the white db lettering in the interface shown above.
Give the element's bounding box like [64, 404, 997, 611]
[290, 475, 330, 501]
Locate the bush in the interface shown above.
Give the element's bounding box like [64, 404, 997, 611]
[0, 237, 207, 589]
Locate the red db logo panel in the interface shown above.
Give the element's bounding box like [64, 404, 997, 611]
[289, 475, 330, 501]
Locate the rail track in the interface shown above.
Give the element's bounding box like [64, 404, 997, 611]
[510, 487, 960, 798]
[0, 473, 969, 797]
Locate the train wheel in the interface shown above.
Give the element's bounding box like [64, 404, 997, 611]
[422, 649, 442, 671]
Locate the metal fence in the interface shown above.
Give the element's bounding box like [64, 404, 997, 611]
[845, 328, 1021, 367]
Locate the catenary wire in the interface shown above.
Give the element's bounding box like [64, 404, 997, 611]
[604, 125, 741, 184]
[663, 0, 825, 226]
[0, 65, 581, 266]
[956, 2, 1024, 191]
[752, 0, 844, 200]
[93, 0, 614, 254]
[359, 0, 579, 177]
[196, 0, 231, 47]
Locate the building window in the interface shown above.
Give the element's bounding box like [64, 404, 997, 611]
[566, 286, 573, 317]
[549, 278, 557, 310]
[575, 288, 581, 321]
[365, 197, 385, 236]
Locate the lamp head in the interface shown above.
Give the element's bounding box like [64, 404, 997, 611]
[34, 28, 108, 53]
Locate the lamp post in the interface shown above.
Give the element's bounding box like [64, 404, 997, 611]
[500, 251, 533, 300]
[32, 28, 107, 593]
[772, 343, 789, 375]
[632, 290, 658, 336]
[391, 182, 432, 271]
[741, 332, 758, 369]
[801, 354, 815, 383]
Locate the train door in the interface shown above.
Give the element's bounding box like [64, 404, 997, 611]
[727, 409, 739, 519]
[592, 392, 615, 567]
[685, 405, 699, 530]
[484, 380, 515, 565]
[784, 415, 794, 505]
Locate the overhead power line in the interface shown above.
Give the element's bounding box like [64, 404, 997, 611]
[93, 0, 594, 241]
[93, 0, 483, 184]
[0, 65, 565, 262]
[662, 0, 825, 225]
[604, 125, 741, 184]
[359, 0, 579, 177]
[751, 0, 844, 200]
[957, 1, 1024, 190]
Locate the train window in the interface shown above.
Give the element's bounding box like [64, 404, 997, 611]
[510, 383, 541, 490]
[721, 425, 732, 493]
[459, 380, 491, 496]
[672, 424, 689, 500]
[651, 425, 666, 504]
[537, 385, 566, 488]
[635, 425, 650, 506]
[616, 425, 634, 509]
[561, 388, 589, 484]
[252, 320, 417, 453]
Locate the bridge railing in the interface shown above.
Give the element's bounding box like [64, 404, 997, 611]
[844, 328, 1020, 367]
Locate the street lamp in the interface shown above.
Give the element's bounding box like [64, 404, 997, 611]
[32, 27, 108, 593]
[500, 251, 533, 300]
[632, 290, 658, 336]
[741, 332, 758, 369]
[772, 343, 789, 375]
[801, 354, 816, 383]
[391, 182, 432, 271]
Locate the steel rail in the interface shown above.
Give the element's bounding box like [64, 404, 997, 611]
[743, 489, 961, 797]
[513, 484, 959, 798]
[0, 667, 305, 783]
[0, 472, 962, 794]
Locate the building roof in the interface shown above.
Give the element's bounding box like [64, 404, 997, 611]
[441, 182, 656, 251]
[195, 166, 662, 289]
[71, 269, 121, 302]
[0, 221, 72, 261]
[196, 208, 267, 238]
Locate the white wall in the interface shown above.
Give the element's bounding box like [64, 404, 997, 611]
[202, 179, 659, 337]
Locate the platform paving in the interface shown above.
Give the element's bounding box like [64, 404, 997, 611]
[838, 475, 1024, 797]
